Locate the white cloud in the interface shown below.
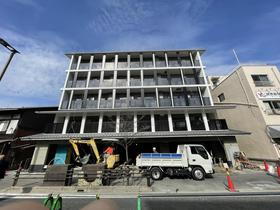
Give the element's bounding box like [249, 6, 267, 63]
[0, 27, 67, 107]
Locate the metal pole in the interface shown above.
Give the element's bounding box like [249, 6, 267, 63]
[232, 49, 241, 65]
[0, 50, 16, 81]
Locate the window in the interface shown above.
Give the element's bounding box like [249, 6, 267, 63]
[218, 93, 225, 102]
[190, 146, 209, 159]
[264, 101, 280, 115]
[0, 120, 9, 132]
[251, 75, 272, 86]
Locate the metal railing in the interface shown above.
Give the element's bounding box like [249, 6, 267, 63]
[84, 122, 99, 133]
[12, 167, 152, 187]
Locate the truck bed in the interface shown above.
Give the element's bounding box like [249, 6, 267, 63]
[136, 153, 188, 167]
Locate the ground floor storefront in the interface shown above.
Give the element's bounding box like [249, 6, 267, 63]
[28, 136, 240, 172]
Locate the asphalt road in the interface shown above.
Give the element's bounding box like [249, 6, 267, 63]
[1, 193, 280, 210]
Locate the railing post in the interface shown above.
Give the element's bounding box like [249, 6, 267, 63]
[12, 166, 22, 186]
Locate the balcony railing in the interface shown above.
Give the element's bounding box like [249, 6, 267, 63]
[159, 98, 172, 107]
[157, 78, 169, 85]
[144, 98, 157, 107]
[88, 79, 100, 87]
[254, 80, 273, 86]
[71, 100, 83, 109]
[102, 80, 113, 87]
[99, 100, 113, 108]
[67, 122, 81, 133]
[170, 77, 182, 85]
[130, 78, 141, 86]
[184, 77, 205, 84]
[143, 79, 156, 86]
[188, 97, 202, 106]
[208, 119, 228, 130]
[116, 79, 127, 87]
[84, 122, 99, 133]
[115, 99, 127, 108]
[84, 100, 98, 109]
[44, 123, 63, 133]
[75, 80, 87, 88]
[203, 97, 211, 105]
[61, 100, 69, 109]
[129, 99, 143, 107]
[173, 97, 187, 106]
[79, 63, 90, 69]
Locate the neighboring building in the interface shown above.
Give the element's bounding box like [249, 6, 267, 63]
[208, 76, 226, 89]
[22, 49, 248, 172]
[210, 64, 280, 161]
[0, 107, 57, 169]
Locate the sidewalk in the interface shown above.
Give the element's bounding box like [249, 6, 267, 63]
[1, 169, 280, 196]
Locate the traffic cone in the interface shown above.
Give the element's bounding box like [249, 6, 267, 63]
[264, 160, 269, 171]
[277, 165, 280, 178]
[226, 171, 236, 192]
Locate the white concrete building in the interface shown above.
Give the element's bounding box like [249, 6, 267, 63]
[23, 50, 248, 171]
[210, 64, 280, 161]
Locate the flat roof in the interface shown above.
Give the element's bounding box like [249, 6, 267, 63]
[0, 106, 58, 113]
[65, 49, 205, 58]
[21, 129, 250, 141]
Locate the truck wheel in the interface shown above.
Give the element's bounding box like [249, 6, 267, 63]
[150, 167, 163, 180]
[192, 167, 205, 181]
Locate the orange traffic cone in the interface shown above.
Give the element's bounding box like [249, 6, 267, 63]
[226, 171, 236, 192]
[277, 165, 280, 178]
[264, 160, 269, 171]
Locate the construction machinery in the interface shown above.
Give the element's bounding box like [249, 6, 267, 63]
[69, 138, 120, 169]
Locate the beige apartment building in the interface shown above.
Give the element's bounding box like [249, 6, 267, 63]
[210, 64, 280, 161]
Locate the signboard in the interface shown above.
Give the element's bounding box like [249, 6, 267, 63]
[256, 88, 280, 99]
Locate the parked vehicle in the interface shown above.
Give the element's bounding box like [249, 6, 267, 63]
[136, 144, 214, 181]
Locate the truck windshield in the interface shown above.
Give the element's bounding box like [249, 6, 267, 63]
[191, 146, 209, 159]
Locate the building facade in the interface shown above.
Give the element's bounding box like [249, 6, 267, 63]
[0, 107, 56, 169]
[23, 50, 248, 171]
[210, 64, 280, 161]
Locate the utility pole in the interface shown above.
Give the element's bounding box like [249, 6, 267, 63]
[0, 38, 20, 81]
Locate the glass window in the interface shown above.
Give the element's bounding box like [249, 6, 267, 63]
[251, 75, 272, 86]
[218, 93, 225, 102]
[0, 120, 9, 132]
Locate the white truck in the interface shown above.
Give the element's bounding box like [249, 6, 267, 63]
[136, 144, 214, 181]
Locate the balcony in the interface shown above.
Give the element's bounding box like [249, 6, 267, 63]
[75, 80, 87, 88]
[44, 123, 63, 133]
[61, 100, 69, 109]
[170, 77, 182, 85]
[67, 122, 81, 133]
[129, 99, 143, 107]
[188, 97, 202, 106]
[102, 80, 113, 87]
[143, 79, 156, 86]
[84, 100, 98, 109]
[84, 122, 99, 133]
[203, 97, 211, 105]
[88, 79, 100, 87]
[157, 77, 169, 85]
[71, 100, 83, 109]
[115, 99, 127, 108]
[254, 80, 273, 87]
[144, 98, 157, 107]
[130, 78, 141, 86]
[159, 98, 172, 107]
[116, 79, 127, 87]
[184, 77, 205, 85]
[99, 99, 113, 108]
[79, 62, 90, 69]
[208, 119, 228, 130]
[173, 97, 187, 106]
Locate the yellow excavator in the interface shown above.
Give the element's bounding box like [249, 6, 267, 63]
[69, 138, 120, 169]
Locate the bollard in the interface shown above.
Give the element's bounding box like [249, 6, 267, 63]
[225, 169, 236, 192]
[12, 166, 22, 186]
[43, 194, 53, 209]
[137, 194, 142, 210]
[51, 194, 62, 210]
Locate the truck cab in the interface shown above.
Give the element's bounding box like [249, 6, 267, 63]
[136, 144, 214, 181]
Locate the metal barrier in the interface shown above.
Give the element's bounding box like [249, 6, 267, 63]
[12, 166, 151, 187]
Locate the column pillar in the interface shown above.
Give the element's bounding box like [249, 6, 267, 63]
[202, 112, 210, 131]
[168, 111, 173, 132]
[29, 143, 49, 172]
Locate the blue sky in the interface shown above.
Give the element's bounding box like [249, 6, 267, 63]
[0, 0, 280, 107]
